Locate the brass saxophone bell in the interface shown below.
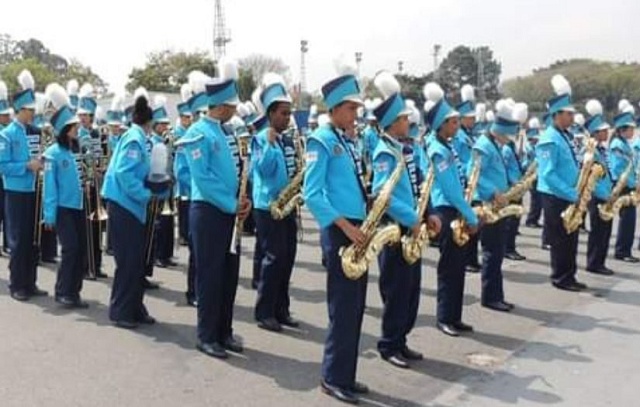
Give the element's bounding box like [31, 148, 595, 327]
[90, 204, 109, 221]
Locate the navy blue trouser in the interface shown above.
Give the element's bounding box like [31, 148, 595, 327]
[6, 191, 39, 293]
[86, 184, 102, 274]
[466, 234, 479, 267]
[435, 207, 468, 324]
[178, 199, 189, 242]
[614, 189, 636, 258]
[181, 200, 196, 299]
[40, 228, 58, 260]
[143, 201, 157, 277]
[320, 222, 367, 388]
[155, 212, 174, 262]
[587, 198, 612, 270]
[504, 215, 520, 254]
[254, 209, 297, 321]
[377, 240, 421, 357]
[252, 209, 264, 287]
[480, 219, 506, 304]
[108, 202, 149, 322]
[0, 178, 8, 250]
[191, 202, 239, 345]
[55, 208, 87, 299]
[541, 193, 579, 285]
[526, 184, 542, 225]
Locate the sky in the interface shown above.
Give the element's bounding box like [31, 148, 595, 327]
[2, 0, 640, 94]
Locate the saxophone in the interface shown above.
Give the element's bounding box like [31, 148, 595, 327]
[270, 132, 305, 220]
[598, 161, 632, 221]
[451, 153, 482, 246]
[340, 151, 404, 280]
[561, 139, 605, 233]
[229, 141, 250, 255]
[401, 166, 436, 264]
[481, 163, 535, 224]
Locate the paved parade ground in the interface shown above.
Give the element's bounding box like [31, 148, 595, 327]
[1, 210, 640, 407]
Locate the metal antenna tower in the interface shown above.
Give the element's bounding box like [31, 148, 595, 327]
[476, 48, 486, 100]
[300, 40, 309, 93]
[432, 44, 442, 80]
[213, 0, 231, 60]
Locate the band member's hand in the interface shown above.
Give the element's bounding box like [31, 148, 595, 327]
[44, 224, 54, 231]
[427, 215, 442, 235]
[27, 159, 43, 173]
[465, 224, 479, 236]
[411, 223, 422, 239]
[237, 197, 252, 220]
[493, 193, 507, 207]
[336, 218, 366, 247]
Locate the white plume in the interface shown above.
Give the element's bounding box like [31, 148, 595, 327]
[357, 106, 364, 119]
[333, 54, 358, 77]
[218, 57, 239, 81]
[621, 103, 636, 115]
[585, 99, 603, 117]
[110, 93, 125, 111]
[0, 81, 7, 100]
[318, 113, 330, 127]
[66, 79, 79, 96]
[153, 95, 167, 110]
[551, 74, 571, 96]
[363, 99, 373, 111]
[180, 84, 192, 102]
[79, 83, 95, 98]
[461, 84, 475, 103]
[372, 97, 383, 108]
[475, 103, 487, 121]
[408, 104, 421, 124]
[95, 106, 106, 121]
[406, 99, 416, 109]
[486, 110, 495, 122]
[618, 99, 631, 113]
[262, 72, 286, 89]
[373, 71, 401, 98]
[495, 99, 512, 121]
[133, 87, 149, 103]
[35, 92, 47, 115]
[17, 69, 35, 91]
[236, 103, 250, 118]
[244, 101, 257, 116]
[309, 104, 318, 116]
[423, 100, 436, 114]
[251, 87, 264, 114]
[574, 113, 585, 126]
[423, 82, 444, 103]
[513, 103, 529, 124]
[45, 83, 71, 110]
[528, 117, 540, 129]
[188, 71, 209, 94]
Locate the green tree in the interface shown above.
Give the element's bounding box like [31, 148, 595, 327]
[237, 68, 256, 102]
[438, 45, 502, 101]
[126, 50, 217, 92]
[0, 58, 58, 93]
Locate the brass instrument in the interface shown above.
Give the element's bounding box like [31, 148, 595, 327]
[230, 138, 250, 255]
[339, 151, 404, 280]
[80, 145, 97, 278]
[480, 164, 535, 224]
[561, 139, 604, 233]
[401, 166, 437, 264]
[451, 152, 482, 247]
[270, 130, 306, 220]
[598, 161, 633, 221]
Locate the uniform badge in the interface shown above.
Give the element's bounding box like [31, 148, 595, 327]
[437, 159, 450, 173]
[305, 151, 318, 163]
[333, 145, 343, 155]
[374, 161, 389, 173]
[192, 148, 202, 160]
[127, 148, 140, 160]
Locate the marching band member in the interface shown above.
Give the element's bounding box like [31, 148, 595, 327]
[424, 82, 479, 336]
[304, 59, 370, 404]
[102, 89, 167, 328]
[250, 111, 269, 290]
[66, 80, 79, 112]
[104, 94, 125, 256]
[0, 69, 47, 301]
[610, 101, 639, 263]
[502, 109, 527, 262]
[524, 118, 542, 228]
[251, 73, 300, 332]
[174, 83, 195, 305]
[472, 103, 488, 140]
[42, 83, 88, 308]
[178, 59, 250, 359]
[584, 99, 614, 275]
[474, 100, 524, 312]
[77, 83, 106, 278]
[371, 72, 441, 369]
[0, 81, 10, 254]
[306, 104, 318, 136]
[150, 95, 176, 269]
[536, 75, 583, 291]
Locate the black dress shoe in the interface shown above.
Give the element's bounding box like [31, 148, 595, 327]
[28, 287, 48, 297]
[615, 255, 640, 263]
[320, 381, 359, 405]
[106, 249, 114, 256]
[552, 281, 582, 292]
[351, 382, 369, 394]
[143, 278, 160, 290]
[55, 296, 89, 309]
[222, 337, 244, 353]
[382, 353, 410, 369]
[587, 267, 614, 276]
[196, 342, 228, 359]
[155, 260, 168, 268]
[41, 258, 58, 265]
[437, 322, 460, 337]
[526, 222, 541, 228]
[466, 264, 481, 273]
[186, 294, 197, 307]
[401, 346, 424, 361]
[503, 301, 515, 310]
[257, 318, 283, 332]
[112, 320, 139, 329]
[165, 259, 178, 267]
[278, 315, 300, 328]
[541, 244, 551, 250]
[11, 290, 30, 302]
[452, 321, 474, 332]
[483, 301, 512, 312]
[137, 314, 157, 325]
[573, 281, 588, 290]
[84, 274, 97, 281]
[505, 252, 526, 261]
[178, 237, 188, 246]
[96, 271, 108, 279]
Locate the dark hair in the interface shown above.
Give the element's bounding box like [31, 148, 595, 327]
[132, 96, 153, 126]
[58, 124, 75, 149]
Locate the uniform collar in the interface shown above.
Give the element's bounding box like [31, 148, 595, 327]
[12, 118, 26, 131]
